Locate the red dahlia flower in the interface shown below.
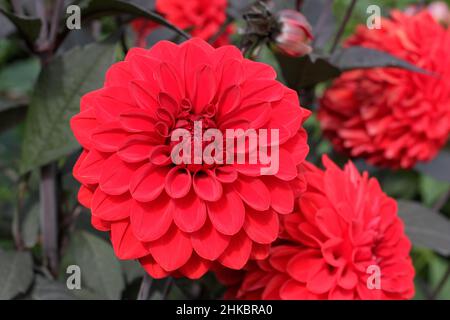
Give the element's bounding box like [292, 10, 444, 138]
[319, 11, 450, 169]
[70, 38, 310, 279]
[132, 0, 233, 47]
[218, 156, 415, 300]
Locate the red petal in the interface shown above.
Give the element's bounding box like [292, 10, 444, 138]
[91, 215, 111, 231]
[94, 87, 136, 122]
[243, 60, 276, 80]
[105, 61, 134, 87]
[244, 208, 279, 244]
[218, 85, 240, 118]
[306, 266, 336, 294]
[271, 100, 304, 136]
[73, 150, 108, 185]
[99, 154, 138, 195]
[219, 230, 252, 270]
[262, 274, 288, 299]
[70, 108, 98, 149]
[91, 188, 133, 221]
[234, 177, 271, 211]
[250, 243, 270, 260]
[118, 135, 156, 163]
[119, 109, 157, 133]
[286, 250, 324, 282]
[275, 149, 298, 181]
[128, 54, 159, 82]
[283, 130, 309, 164]
[193, 65, 216, 113]
[130, 195, 173, 242]
[77, 185, 94, 208]
[191, 219, 230, 260]
[214, 166, 238, 183]
[173, 191, 207, 233]
[130, 163, 169, 202]
[165, 167, 192, 199]
[147, 224, 193, 272]
[139, 255, 169, 279]
[280, 280, 314, 300]
[193, 169, 223, 202]
[241, 79, 284, 102]
[264, 176, 294, 214]
[179, 254, 211, 279]
[207, 189, 245, 236]
[130, 80, 159, 110]
[149, 145, 172, 166]
[155, 62, 182, 101]
[269, 245, 301, 272]
[110, 219, 148, 259]
[90, 122, 129, 153]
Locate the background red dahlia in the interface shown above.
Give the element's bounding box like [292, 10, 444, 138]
[132, 0, 233, 47]
[218, 156, 415, 300]
[319, 10, 450, 169]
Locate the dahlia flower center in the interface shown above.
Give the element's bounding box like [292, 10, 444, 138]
[168, 102, 222, 172]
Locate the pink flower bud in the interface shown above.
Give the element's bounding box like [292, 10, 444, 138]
[274, 9, 313, 57]
[428, 1, 450, 26]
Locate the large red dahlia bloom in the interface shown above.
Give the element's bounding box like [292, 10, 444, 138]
[319, 11, 450, 169]
[70, 38, 310, 279]
[218, 156, 415, 299]
[132, 0, 232, 47]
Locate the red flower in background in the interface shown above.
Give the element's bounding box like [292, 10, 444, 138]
[70, 38, 310, 279]
[218, 156, 415, 300]
[132, 0, 233, 47]
[319, 11, 450, 169]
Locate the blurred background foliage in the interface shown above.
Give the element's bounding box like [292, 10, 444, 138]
[0, 0, 450, 300]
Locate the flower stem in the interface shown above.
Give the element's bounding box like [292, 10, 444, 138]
[137, 274, 153, 300]
[431, 264, 450, 300]
[330, 0, 357, 53]
[40, 163, 59, 276]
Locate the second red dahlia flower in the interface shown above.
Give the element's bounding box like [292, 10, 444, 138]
[70, 38, 310, 279]
[132, 0, 233, 47]
[319, 11, 450, 169]
[218, 156, 415, 300]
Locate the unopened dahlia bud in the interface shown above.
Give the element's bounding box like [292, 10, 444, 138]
[274, 9, 313, 57]
[428, 1, 450, 26]
[405, 2, 450, 27]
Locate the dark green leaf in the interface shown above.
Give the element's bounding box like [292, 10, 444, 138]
[0, 249, 34, 299]
[0, 9, 14, 37]
[419, 175, 450, 208]
[275, 53, 340, 89]
[81, 0, 189, 39]
[63, 231, 125, 300]
[0, 104, 26, 133]
[416, 151, 450, 184]
[121, 260, 144, 284]
[20, 39, 117, 173]
[0, 8, 41, 44]
[303, 0, 335, 51]
[31, 276, 77, 300]
[0, 58, 40, 95]
[398, 200, 450, 256]
[331, 46, 427, 73]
